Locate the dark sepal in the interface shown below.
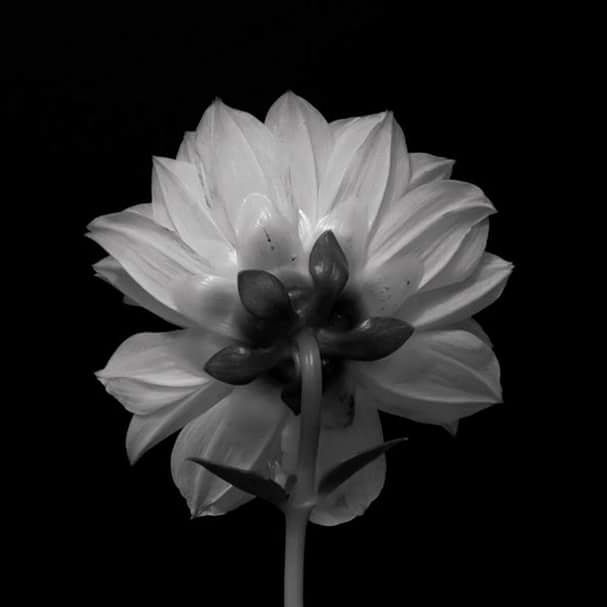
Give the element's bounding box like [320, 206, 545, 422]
[309, 231, 349, 302]
[204, 344, 286, 385]
[238, 270, 292, 320]
[317, 317, 414, 361]
[317, 438, 408, 497]
[188, 458, 289, 506]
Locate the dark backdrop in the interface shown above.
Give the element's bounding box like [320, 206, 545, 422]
[11, 5, 547, 604]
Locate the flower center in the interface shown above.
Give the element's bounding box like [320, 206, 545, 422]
[204, 231, 414, 415]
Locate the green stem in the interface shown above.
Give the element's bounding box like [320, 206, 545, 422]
[283, 330, 323, 607]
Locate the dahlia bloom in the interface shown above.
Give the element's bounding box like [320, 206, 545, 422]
[89, 92, 511, 528]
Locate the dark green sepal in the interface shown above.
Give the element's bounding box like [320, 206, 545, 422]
[238, 270, 292, 320]
[187, 457, 289, 506]
[309, 231, 349, 302]
[204, 344, 286, 385]
[317, 438, 407, 497]
[317, 317, 414, 361]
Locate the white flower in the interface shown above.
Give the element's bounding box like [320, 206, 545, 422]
[89, 92, 512, 525]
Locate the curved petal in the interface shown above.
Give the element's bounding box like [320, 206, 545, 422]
[265, 92, 333, 227]
[407, 153, 455, 191]
[317, 112, 387, 220]
[126, 380, 233, 464]
[234, 193, 304, 273]
[355, 329, 502, 426]
[171, 383, 288, 517]
[397, 253, 513, 330]
[93, 256, 195, 328]
[152, 157, 236, 274]
[87, 210, 210, 310]
[96, 329, 231, 415]
[310, 397, 386, 526]
[194, 100, 290, 232]
[176, 131, 197, 164]
[368, 180, 495, 290]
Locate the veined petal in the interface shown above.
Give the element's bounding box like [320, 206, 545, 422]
[171, 384, 288, 517]
[407, 153, 455, 191]
[368, 180, 495, 290]
[234, 193, 304, 273]
[126, 380, 233, 464]
[310, 398, 385, 526]
[152, 157, 236, 274]
[194, 100, 290, 231]
[96, 329, 230, 414]
[87, 210, 210, 310]
[171, 274, 243, 339]
[317, 112, 387, 220]
[355, 329, 502, 426]
[94, 256, 195, 328]
[265, 92, 333, 227]
[398, 253, 513, 330]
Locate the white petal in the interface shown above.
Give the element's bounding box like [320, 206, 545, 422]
[152, 157, 236, 274]
[265, 92, 333, 227]
[176, 131, 197, 164]
[368, 180, 495, 290]
[87, 210, 210, 310]
[126, 381, 233, 464]
[398, 253, 513, 330]
[171, 384, 287, 517]
[94, 256, 195, 328]
[355, 329, 502, 426]
[194, 101, 290, 231]
[317, 112, 387, 220]
[310, 398, 385, 526]
[234, 193, 304, 273]
[96, 329, 230, 415]
[407, 153, 455, 191]
[171, 274, 243, 339]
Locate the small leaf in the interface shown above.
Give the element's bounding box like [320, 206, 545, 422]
[238, 270, 292, 319]
[317, 317, 414, 361]
[317, 438, 407, 497]
[188, 457, 289, 506]
[204, 344, 286, 385]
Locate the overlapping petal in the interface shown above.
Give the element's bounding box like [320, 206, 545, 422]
[368, 180, 495, 291]
[93, 256, 195, 328]
[354, 328, 502, 426]
[407, 153, 455, 191]
[397, 253, 513, 330]
[96, 329, 230, 414]
[87, 210, 210, 310]
[171, 384, 288, 517]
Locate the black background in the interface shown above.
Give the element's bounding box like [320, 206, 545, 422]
[10, 5, 551, 604]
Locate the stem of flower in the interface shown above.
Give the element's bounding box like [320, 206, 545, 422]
[283, 329, 322, 607]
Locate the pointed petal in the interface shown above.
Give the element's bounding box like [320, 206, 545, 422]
[176, 131, 198, 164]
[152, 157, 236, 273]
[265, 92, 333, 226]
[310, 399, 386, 526]
[317, 112, 387, 220]
[93, 256, 195, 328]
[171, 384, 287, 517]
[87, 210, 209, 310]
[368, 180, 495, 290]
[355, 329, 502, 426]
[96, 329, 230, 415]
[398, 253, 513, 330]
[194, 101, 289, 230]
[407, 153, 455, 191]
[234, 193, 303, 272]
[126, 381, 233, 464]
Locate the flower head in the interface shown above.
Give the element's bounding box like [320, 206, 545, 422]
[89, 92, 512, 525]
